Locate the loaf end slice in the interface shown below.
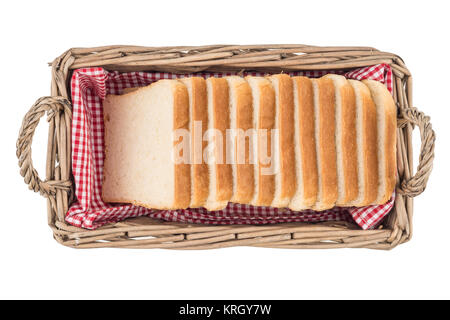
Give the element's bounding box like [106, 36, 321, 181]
[102, 79, 191, 209]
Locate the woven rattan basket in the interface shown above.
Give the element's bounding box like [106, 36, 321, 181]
[17, 44, 435, 249]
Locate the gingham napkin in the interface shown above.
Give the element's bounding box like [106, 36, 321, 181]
[67, 64, 395, 230]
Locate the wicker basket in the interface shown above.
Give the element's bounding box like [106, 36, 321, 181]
[16, 44, 435, 249]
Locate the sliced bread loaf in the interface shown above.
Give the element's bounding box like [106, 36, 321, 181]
[204, 77, 233, 211]
[268, 74, 296, 208]
[362, 80, 397, 204]
[246, 76, 276, 207]
[225, 76, 255, 204]
[289, 76, 318, 210]
[311, 78, 338, 211]
[323, 74, 359, 206]
[102, 80, 191, 209]
[180, 77, 209, 208]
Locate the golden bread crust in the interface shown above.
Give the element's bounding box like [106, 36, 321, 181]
[292, 76, 318, 208]
[173, 83, 191, 208]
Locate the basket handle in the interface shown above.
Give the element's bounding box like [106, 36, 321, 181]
[397, 107, 435, 197]
[16, 96, 72, 198]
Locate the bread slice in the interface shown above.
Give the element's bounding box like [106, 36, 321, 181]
[268, 74, 296, 208]
[180, 77, 209, 208]
[225, 76, 255, 204]
[289, 76, 318, 210]
[323, 74, 358, 206]
[204, 77, 233, 211]
[362, 80, 397, 204]
[311, 78, 338, 211]
[102, 79, 191, 209]
[246, 76, 276, 207]
[347, 80, 378, 206]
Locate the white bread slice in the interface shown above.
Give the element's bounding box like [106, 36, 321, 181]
[362, 80, 397, 204]
[204, 77, 233, 211]
[323, 74, 358, 206]
[245, 76, 276, 207]
[348, 80, 378, 206]
[180, 77, 209, 208]
[289, 76, 318, 210]
[268, 74, 296, 208]
[311, 78, 338, 211]
[102, 80, 191, 209]
[225, 76, 255, 204]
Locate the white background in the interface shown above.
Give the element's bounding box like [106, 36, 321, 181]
[1, 0, 448, 299]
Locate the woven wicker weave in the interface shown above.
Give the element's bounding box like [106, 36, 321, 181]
[16, 44, 435, 249]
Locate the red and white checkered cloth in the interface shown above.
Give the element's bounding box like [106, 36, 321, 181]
[67, 64, 394, 230]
